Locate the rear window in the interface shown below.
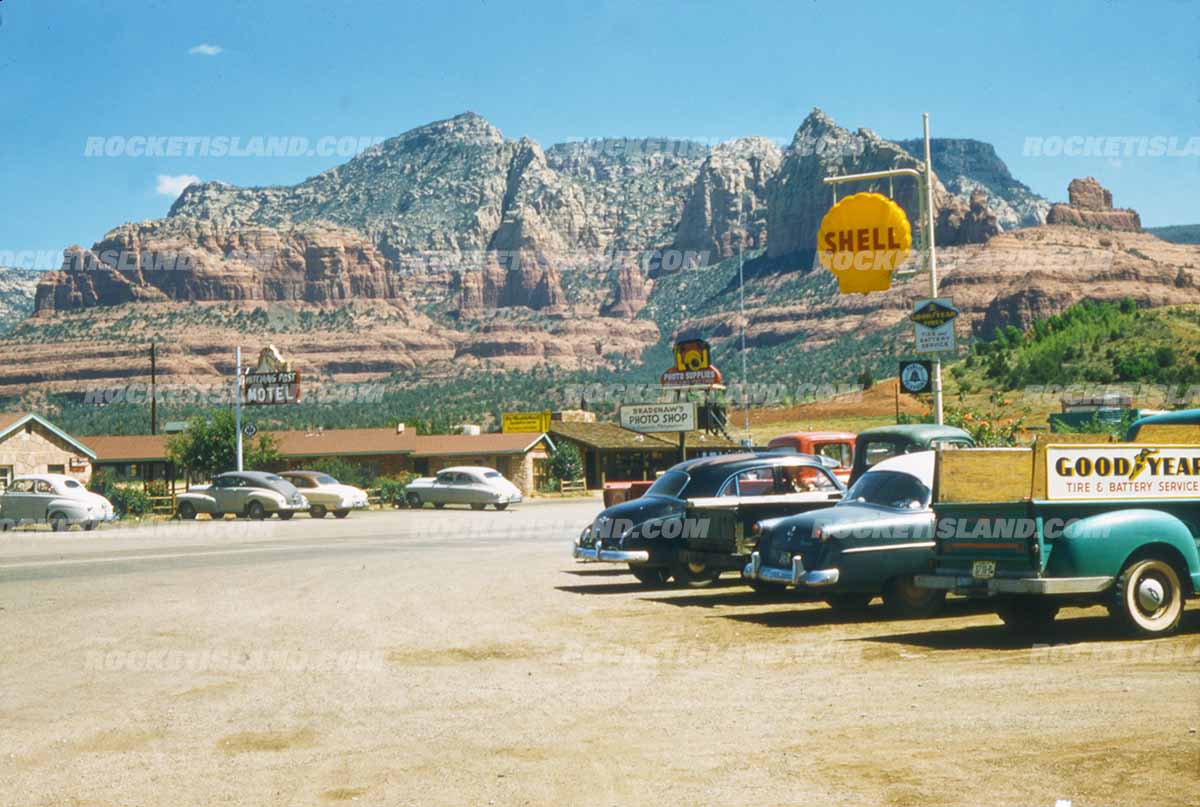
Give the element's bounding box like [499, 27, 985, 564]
[64, 479, 82, 488]
[314, 474, 338, 485]
[484, 471, 501, 478]
[842, 470, 930, 510]
[861, 440, 903, 468]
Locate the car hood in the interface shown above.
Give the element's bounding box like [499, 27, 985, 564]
[586, 495, 683, 544]
[758, 503, 932, 552]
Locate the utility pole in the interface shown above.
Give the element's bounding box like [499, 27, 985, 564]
[738, 192, 750, 445]
[149, 343, 158, 435]
[234, 346, 244, 472]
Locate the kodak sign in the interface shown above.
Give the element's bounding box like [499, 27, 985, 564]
[817, 192, 913, 294]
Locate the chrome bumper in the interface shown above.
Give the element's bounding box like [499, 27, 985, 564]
[915, 573, 1114, 596]
[743, 551, 840, 588]
[573, 544, 651, 564]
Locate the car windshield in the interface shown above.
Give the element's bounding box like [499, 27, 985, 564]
[314, 474, 338, 485]
[841, 470, 930, 510]
[645, 470, 690, 499]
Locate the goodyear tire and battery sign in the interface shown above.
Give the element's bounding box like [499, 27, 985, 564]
[1046, 444, 1200, 500]
[911, 297, 959, 354]
[817, 192, 913, 294]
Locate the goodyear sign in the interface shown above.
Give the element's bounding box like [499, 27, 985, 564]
[1046, 444, 1200, 500]
[502, 411, 551, 433]
[912, 297, 958, 354]
[817, 192, 913, 294]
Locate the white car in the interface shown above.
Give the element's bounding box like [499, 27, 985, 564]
[405, 466, 523, 510]
[0, 474, 116, 531]
[279, 471, 370, 518]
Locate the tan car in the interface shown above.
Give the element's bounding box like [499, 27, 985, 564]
[279, 471, 370, 519]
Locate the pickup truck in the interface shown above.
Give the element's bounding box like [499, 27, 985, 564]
[848, 423, 973, 484]
[916, 410, 1200, 637]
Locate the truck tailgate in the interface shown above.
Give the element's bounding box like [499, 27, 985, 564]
[934, 501, 1041, 584]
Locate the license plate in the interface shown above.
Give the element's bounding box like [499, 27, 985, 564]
[972, 560, 996, 580]
[775, 550, 791, 568]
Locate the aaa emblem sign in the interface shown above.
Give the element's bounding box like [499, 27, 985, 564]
[817, 192, 913, 294]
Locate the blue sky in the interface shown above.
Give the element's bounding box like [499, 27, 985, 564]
[0, 0, 1196, 264]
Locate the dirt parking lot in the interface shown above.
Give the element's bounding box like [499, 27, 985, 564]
[1, 499, 1197, 806]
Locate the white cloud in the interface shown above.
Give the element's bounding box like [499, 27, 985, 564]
[156, 174, 201, 197]
[188, 43, 223, 56]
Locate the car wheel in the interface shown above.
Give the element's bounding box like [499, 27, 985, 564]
[333, 510, 349, 519]
[247, 501, 266, 521]
[996, 599, 1059, 635]
[177, 501, 197, 520]
[670, 558, 721, 588]
[433, 502, 445, 509]
[882, 575, 947, 618]
[824, 593, 874, 614]
[277, 511, 294, 521]
[310, 505, 327, 519]
[49, 511, 70, 532]
[1111, 557, 1184, 637]
[629, 565, 672, 587]
[494, 503, 509, 511]
[471, 503, 486, 511]
[406, 493, 422, 509]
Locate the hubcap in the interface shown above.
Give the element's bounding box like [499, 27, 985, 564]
[1136, 576, 1166, 613]
[687, 562, 706, 575]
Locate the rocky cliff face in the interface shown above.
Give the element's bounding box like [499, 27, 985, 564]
[1046, 177, 1142, 231]
[34, 220, 399, 315]
[936, 189, 1001, 246]
[897, 138, 1049, 229]
[669, 137, 782, 269]
[0, 268, 41, 335]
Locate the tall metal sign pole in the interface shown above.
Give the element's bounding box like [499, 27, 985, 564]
[234, 346, 244, 472]
[821, 112, 943, 425]
[922, 113, 944, 425]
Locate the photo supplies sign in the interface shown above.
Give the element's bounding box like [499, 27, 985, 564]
[1046, 444, 1200, 501]
[619, 402, 697, 433]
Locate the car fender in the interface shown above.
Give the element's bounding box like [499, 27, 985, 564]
[1047, 508, 1200, 586]
[176, 492, 217, 513]
[249, 491, 286, 511]
[45, 496, 88, 519]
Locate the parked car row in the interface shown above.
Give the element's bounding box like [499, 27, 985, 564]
[575, 415, 1200, 638]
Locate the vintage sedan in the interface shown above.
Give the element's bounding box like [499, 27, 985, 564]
[279, 471, 369, 518]
[0, 474, 115, 531]
[744, 451, 946, 617]
[404, 466, 523, 510]
[175, 471, 308, 520]
[574, 453, 845, 586]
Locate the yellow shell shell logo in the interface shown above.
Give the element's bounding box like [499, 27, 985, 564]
[817, 192, 913, 294]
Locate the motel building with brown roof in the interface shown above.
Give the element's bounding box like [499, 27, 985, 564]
[86, 425, 555, 496]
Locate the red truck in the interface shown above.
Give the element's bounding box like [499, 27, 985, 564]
[766, 431, 856, 483]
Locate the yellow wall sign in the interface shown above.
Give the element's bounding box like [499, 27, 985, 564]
[817, 192, 913, 294]
[502, 411, 551, 433]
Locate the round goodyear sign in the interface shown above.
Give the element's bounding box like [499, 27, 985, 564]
[817, 192, 913, 294]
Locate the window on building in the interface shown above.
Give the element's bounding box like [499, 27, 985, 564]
[47, 465, 65, 475]
[0, 466, 11, 490]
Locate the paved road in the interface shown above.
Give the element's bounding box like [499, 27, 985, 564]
[1, 499, 1197, 806]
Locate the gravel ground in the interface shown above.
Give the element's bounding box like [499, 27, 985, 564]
[1, 500, 1197, 807]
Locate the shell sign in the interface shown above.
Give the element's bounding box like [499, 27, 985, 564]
[817, 192, 913, 294]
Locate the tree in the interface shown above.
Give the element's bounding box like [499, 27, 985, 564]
[166, 410, 281, 477]
[548, 442, 584, 484]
